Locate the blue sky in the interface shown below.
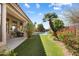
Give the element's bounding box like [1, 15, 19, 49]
[19, 3, 79, 29]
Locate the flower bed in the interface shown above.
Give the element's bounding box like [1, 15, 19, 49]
[56, 27, 79, 55]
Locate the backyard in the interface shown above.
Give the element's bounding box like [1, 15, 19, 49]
[14, 34, 64, 56]
[1, 3, 79, 56]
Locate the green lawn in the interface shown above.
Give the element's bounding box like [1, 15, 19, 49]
[14, 35, 46, 56]
[40, 34, 64, 56]
[14, 34, 64, 56]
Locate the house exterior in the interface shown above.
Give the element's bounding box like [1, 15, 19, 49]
[0, 3, 31, 48]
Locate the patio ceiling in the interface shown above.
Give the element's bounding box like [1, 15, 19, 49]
[6, 4, 30, 23]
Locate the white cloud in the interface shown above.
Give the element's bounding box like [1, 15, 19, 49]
[43, 21, 50, 29]
[53, 7, 61, 10]
[49, 3, 72, 10]
[58, 14, 65, 20]
[38, 13, 42, 16]
[27, 11, 35, 14]
[25, 3, 30, 8]
[49, 3, 72, 7]
[61, 3, 72, 6]
[36, 3, 40, 9]
[49, 3, 62, 7]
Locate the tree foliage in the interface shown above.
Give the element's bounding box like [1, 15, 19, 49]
[64, 9, 79, 23]
[37, 24, 45, 32]
[43, 12, 58, 32]
[52, 18, 64, 32]
[43, 12, 58, 22]
[43, 12, 64, 38]
[24, 22, 35, 38]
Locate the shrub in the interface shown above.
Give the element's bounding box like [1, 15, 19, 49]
[56, 26, 79, 55]
[59, 30, 79, 55]
[66, 37, 79, 56]
[57, 34, 64, 41]
[37, 24, 45, 32]
[24, 22, 35, 38]
[0, 50, 17, 56]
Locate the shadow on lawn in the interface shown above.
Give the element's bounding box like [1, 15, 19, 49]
[14, 35, 46, 56]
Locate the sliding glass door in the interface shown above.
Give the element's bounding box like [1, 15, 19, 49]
[0, 4, 2, 41]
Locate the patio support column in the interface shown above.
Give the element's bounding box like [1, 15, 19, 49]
[23, 22, 27, 37]
[2, 4, 6, 45]
[9, 17, 12, 33]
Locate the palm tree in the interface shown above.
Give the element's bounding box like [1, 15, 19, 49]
[43, 12, 58, 38]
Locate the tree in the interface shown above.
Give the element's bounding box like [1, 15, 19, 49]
[52, 18, 64, 32]
[64, 9, 79, 23]
[34, 22, 37, 26]
[37, 24, 45, 32]
[43, 12, 64, 38]
[43, 12, 58, 37]
[24, 22, 35, 38]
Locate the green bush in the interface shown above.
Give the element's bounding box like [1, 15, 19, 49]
[24, 22, 35, 38]
[58, 34, 64, 41]
[37, 24, 45, 32]
[64, 33, 79, 56]
[57, 29, 79, 55]
[0, 50, 17, 56]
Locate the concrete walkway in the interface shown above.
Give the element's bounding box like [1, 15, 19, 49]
[6, 37, 27, 51]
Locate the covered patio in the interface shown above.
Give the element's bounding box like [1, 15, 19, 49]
[6, 37, 27, 51]
[5, 4, 31, 50]
[6, 3, 27, 40]
[0, 3, 31, 50]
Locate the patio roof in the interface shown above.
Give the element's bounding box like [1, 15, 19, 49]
[6, 3, 32, 23]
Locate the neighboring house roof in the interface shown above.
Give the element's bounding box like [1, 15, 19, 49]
[6, 3, 32, 23]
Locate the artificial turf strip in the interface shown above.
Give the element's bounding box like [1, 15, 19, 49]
[14, 34, 64, 56]
[14, 35, 46, 56]
[40, 34, 64, 56]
